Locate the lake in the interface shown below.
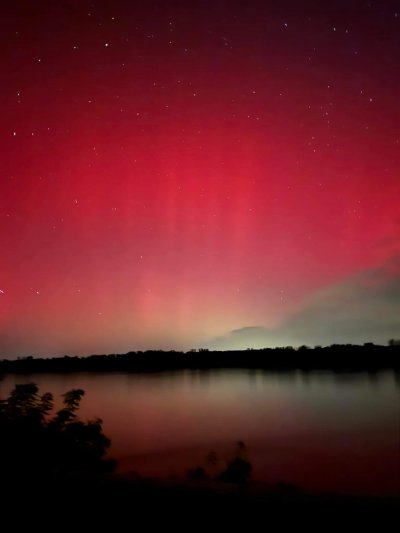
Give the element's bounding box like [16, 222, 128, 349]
[1, 369, 399, 496]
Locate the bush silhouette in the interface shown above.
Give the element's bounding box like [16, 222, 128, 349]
[217, 456, 252, 485]
[187, 466, 209, 480]
[0, 383, 115, 478]
[217, 441, 252, 485]
[188, 442, 252, 485]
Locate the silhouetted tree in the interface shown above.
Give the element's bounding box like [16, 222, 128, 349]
[188, 442, 252, 485]
[388, 339, 400, 346]
[217, 456, 252, 485]
[0, 383, 115, 479]
[218, 441, 252, 485]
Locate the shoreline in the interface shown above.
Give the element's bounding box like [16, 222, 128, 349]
[1, 344, 400, 375]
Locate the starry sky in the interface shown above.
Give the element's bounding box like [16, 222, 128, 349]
[1, 0, 400, 358]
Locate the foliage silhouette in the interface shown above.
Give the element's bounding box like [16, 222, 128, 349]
[1, 343, 399, 375]
[217, 441, 252, 485]
[188, 441, 252, 486]
[217, 456, 252, 485]
[0, 383, 115, 479]
[388, 339, 400, 346]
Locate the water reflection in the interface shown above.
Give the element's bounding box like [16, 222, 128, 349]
[0, 369, 398, 496]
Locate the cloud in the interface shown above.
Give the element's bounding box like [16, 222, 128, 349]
[206, 257, 400, 349]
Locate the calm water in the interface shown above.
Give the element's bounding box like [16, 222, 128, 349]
[1, 370, 399, 496]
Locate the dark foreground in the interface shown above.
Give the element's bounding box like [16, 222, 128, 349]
[2, 473, 399, 529]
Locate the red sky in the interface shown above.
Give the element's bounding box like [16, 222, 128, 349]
[1, 1, 399, 357]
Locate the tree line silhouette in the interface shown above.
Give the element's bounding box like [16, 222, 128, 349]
[1, 343, 399, 375]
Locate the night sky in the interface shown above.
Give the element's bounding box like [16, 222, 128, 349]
[1, 0, 399, 358]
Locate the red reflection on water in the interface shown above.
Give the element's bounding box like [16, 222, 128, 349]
[1, 370, 399, 496]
